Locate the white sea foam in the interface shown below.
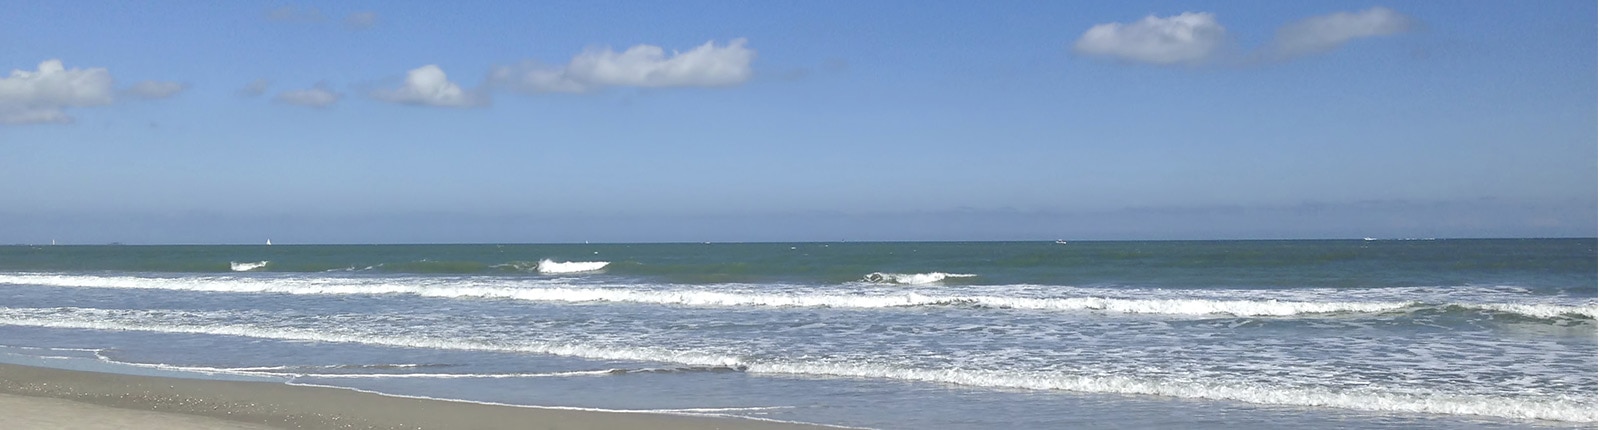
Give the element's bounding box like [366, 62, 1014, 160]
[223, 363, 451, 373]
[0, 273, 1481, 318]
[1459, 303, 1597, 319]
[0, 307, 744, 369]
[537, 259, 609, 274]
[966, 296, 1414, 316]
[2, 273, 1590, 320]
[272, 382, 869, 429]
[745, 362, 1594, 423]
[291, 369, 619, 379]
[862, 272, 977, 284]
[0, 306, 1588, 423]
[91, 362, 601, 381]
[229, 261, 269, 271]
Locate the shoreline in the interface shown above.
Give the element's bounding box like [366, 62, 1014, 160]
[0, 362, 837, 429]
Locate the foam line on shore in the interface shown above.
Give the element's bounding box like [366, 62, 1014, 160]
[0, 308, 1590, 423]
[281, 379, 871, 429]
[0, 310, 746, 368]
[0, 362, 840, 429]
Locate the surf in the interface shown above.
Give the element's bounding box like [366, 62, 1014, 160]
[0, 305, 1589, 423]
[229, 261, 269, 272]
[861, 272, 977, 284]
[3, 273, 1591, 320]
[536, 259, 610, 274]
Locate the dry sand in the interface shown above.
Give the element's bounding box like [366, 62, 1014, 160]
[0, 362, 836, 429]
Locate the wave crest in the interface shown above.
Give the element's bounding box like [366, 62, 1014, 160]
[1454, 303, 1597, 319]
[1, 274, 1590, 320]
[1, 306, 1589, 423]
[229, 261, 269, 272]
[537, 260, 609, 274]
[862, 272, 976, 284]
[747, 362, 1593, 422]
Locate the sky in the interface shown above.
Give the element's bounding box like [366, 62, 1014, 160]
[0, 0, 1594, 244]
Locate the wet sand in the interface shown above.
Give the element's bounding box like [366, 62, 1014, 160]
[0, 363, 834, 429]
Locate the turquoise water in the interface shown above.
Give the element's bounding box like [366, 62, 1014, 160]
[0, 239, 1594, 428]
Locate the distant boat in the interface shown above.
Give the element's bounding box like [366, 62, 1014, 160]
[1055, 239, 1069, 244]
[267, 239, 272, 246]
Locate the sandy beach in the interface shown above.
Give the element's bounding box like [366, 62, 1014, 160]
[0, 363, 834, 429]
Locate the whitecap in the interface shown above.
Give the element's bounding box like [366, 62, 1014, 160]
[229, 261, 269, 272]
[862, 272, 977, 284]
[537, 259, 609, 274]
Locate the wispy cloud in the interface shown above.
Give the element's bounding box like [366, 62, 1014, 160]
[344, 11, 377, 30]
[270, 7, 377, 31]
[489, 39, 755, 94]
[275, 83, 340, 108]
[1072, 13, 1228, 65]
[1268, 7, 1414, 59]
[372, 65, 486, 107]
[0, 59, 114, 125]
[125, 80, 187, 100]
[266, 6, 324, 23]
[1073, 7, 1416, 67]
[237, 79, 271, 97]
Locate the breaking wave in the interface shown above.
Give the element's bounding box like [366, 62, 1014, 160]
[229, 261, 269, 272]
[0, 273, 1418, 317]
[747, 362, 1593, 423]
[0, 306, 1588, 423]
[3, 273, 1591, 320]
[861, 272, 976, 284]
[1455, 302, 1597, 319]
[0, 307, 743, 368]
[537, 260, 609, 274]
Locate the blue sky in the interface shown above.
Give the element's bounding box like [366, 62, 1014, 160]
[0, 1, 1594, 244]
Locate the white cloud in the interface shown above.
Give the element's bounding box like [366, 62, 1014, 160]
[275, 83, 340, 108]
[126, 80, 186, 99]
[372, 65, 486, 107]
[489, 39, 754, 94]
[488, 62, 588, 93]
[238, 79, 271, 97]
[345, 11, 377, 30]
[1269, 7, 1413, 57]
[0, 59, 114, 125]
[571, 39, 754, 87]
[1073, 13, 1228, 65]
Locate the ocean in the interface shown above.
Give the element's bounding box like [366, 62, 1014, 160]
[0, 239, 1593, 428]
